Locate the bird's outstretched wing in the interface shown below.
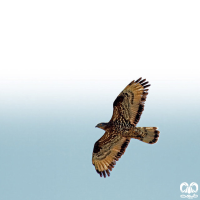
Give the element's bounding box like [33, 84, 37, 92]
[110, 77, 150, 126]
[92, 130, 130, 178]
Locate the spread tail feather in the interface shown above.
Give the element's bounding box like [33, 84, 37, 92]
[135, 127, 160, 144]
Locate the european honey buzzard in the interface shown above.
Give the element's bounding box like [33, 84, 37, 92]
[92, 77, 160, 178]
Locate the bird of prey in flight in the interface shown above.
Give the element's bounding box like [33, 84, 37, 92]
[92, 77, 160, 178]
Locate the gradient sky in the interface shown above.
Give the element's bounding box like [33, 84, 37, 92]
[0, 1, 200, 200]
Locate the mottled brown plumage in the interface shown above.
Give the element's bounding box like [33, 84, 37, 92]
[92, 78, 160, 178]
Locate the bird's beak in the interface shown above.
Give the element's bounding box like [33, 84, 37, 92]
[95, 125, 97, 128]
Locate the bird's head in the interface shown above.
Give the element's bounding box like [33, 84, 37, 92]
[95, 123, 108, 130]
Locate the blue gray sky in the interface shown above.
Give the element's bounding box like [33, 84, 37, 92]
[0, 51, 200, 200]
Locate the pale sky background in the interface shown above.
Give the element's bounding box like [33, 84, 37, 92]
[0, 1, 200, 200]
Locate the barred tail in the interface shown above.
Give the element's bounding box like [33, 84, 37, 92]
[135, 127, 160, 144]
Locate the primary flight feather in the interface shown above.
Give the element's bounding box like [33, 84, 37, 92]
[92, 77, 160, 178]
